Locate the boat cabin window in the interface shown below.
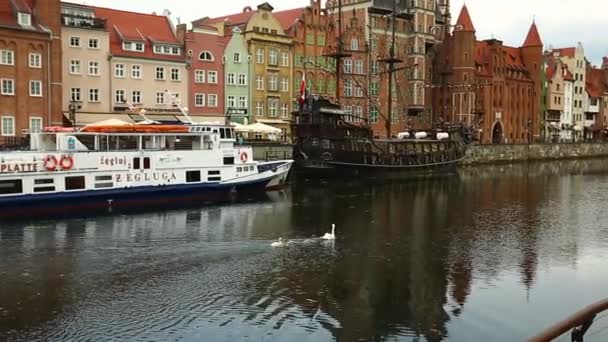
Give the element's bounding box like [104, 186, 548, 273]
[133, 157, 140, 170]
[219, 128, 233, 139]
[186, 171, 201, 183]
[95, 175, 113, 189]
[133, 157, 151, 170]
[0, 179, 22, 195]
[33, 179, 55, 193]
[65, 176, 85, 191]
[143, 157, 150, 169]
[223, 157, 235, 165]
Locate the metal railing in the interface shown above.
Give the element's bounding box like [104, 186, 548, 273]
[0, 136, 29, 151]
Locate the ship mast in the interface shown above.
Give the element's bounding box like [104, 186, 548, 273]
[379, 0, 403, 138]
[325, 0, 350, 105]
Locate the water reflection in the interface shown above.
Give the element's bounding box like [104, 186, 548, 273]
[1, 159, 608, 341]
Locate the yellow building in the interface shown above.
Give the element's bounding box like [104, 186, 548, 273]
[245, 3, 293, 141]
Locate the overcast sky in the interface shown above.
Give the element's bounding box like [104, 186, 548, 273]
[82, 0, 606, 65]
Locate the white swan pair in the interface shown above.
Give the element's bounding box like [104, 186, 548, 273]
[271, 224, 336, 247]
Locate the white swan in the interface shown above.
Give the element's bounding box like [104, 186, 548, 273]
[321, 224, 336, 240]
[271, 238, 287, 247]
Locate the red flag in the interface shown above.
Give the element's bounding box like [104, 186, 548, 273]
[299, 73, 306, 105]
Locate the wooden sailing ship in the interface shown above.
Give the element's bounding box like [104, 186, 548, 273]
[291, 0, 469, 177]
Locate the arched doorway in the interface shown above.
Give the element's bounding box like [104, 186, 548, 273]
[491, 121, 503, 144]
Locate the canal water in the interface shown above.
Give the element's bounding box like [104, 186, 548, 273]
[2, 159, 608, 342]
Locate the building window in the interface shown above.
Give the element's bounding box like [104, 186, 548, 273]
[281, 77, 288, 92]
[256, 102, 264, 116]
[156, 91, 165, 105]
[123, 41, 144, 52]
[154, 45, 181, 56]
[114, 63, 125, 77]
[354, 85, 363, 98]
[69, 36, 81, 47]
[29, 53, 41, 68]
[256, 75, 265, 90]
[88, 38, 99, 49]
[306, 34, 315, 45]
[207, 94, 218, 107]
[354, 60, 363, 74]
[268, 98, 278, 117]
[370, 81, 379, 96]
[256, 48, 264, 64]
[317, 79, 326, 93]
[156, 67, 165, 80]
[1, 116, 15, 136]
[233, 52, 241, 63]
[238, 96, 247, 108]
[1, 79, 14, 95]
[170, 68, 180, 81]
[354, 106, 363, 121]
[29, 80, 42, 97]
[227, 95, 236, 108]
[131, 91, 142, 104]
[350, 38, 359, 50]
[18, 12, 31, 26]
[29, 117, 42, 133]
[115, 90, 125, 103]
[89, 88, 99, 102]
[281, 52, 289, 67]
[207, 71, 218, 84]
[70, 88, 81, 102]
[268, 74, 279, 91]
[88, 61, 99, 75]
[195, 93, 205, 107]
[195, 70, 205, 83]
[199, 51, 214, 61]
[1, 50, 14, 65]
[317, 34, 325, 46]
[227, 73, 235, 85]
[370, 106, 379, 123]
[269, 49, 278, 66]
[371, 61, 379, 74]
[281, 103, 289, 117]
[344, 80, 352, 97]
[344, 59, 352, 74]
[131, 65, 142, 79]
[70, 60, 81, 74]
[238, 73, 247, 86]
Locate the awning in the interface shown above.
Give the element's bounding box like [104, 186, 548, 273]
[256, 119, 290, 125]
[237, 122, 282, 134]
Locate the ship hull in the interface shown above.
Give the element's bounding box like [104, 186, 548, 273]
[0, 161, 292, 219]
[294, 159, 460, 179]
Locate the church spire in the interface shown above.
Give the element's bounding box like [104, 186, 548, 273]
[454, 4, 475, 32]
[523, 21, 543, 47]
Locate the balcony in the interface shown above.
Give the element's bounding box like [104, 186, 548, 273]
[546, 109, 561, 122]
[62, 14, 107, 29]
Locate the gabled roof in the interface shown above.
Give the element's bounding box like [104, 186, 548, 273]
[92, 5, 183, 61]
[0, 0, 48, 32]
[274, 7, 305, 31]
[546, 57, 557, 80]
[553, 47, 575, 58]
[196, 8, 256, 28]
[454, 5, 475, 32]
[563, 67, 574, 81]
[523, 22, 543, 47]
[586, 67, 606, 98]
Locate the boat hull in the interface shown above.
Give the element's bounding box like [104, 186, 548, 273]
[294, 159, 459, 179]
[0, 161, 293, 219]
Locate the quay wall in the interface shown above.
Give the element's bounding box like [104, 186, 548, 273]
[462, 143, 608, 165]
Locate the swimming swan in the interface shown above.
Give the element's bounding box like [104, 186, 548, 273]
[271, 238, 287, 247]
[321, 224, 336, 240]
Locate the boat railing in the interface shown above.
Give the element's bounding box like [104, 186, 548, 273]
[0, 136, 30, 151]
[528, 298, 608, 342]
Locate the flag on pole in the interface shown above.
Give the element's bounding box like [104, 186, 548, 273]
[299, 73, 306, 105]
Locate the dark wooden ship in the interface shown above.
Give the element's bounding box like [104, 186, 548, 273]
[292, 97, 468, 177]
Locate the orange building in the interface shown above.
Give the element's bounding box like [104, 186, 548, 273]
[432, 5, 543, 144]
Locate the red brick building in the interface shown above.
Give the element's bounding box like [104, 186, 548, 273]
[0, 0, 63, 141]
[432, 5, 543, 144]
[178, 24, 228, 120]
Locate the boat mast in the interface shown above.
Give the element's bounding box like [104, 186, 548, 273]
[379, 0, 403, 139]
[325, 0, 350, 105]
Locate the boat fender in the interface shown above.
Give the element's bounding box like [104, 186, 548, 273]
[43, 155, 58, 171]
[240, 151, 248, 163]
[59, 155, 74, 170]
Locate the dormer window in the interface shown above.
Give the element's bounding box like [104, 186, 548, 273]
[123, 41, 144, 52]
[18, 12, 31, 27]
[153, 44, 181, 56]
[199, 51, 214, 61]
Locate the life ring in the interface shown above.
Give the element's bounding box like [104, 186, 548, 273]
[239, 151, 248, 163]
[337, 120, 344, 127]
[59, 155, 74, 170]
[43, 155, 57, 171]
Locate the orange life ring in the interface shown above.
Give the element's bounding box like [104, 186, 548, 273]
[43, 155, 57, 171]
[240, 152, 248, 163]
[59, 155, 74, 170]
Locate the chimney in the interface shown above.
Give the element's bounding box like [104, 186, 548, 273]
[176, 24, 187, 44]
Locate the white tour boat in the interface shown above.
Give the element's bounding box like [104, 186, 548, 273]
[0, 96, 292, 218]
